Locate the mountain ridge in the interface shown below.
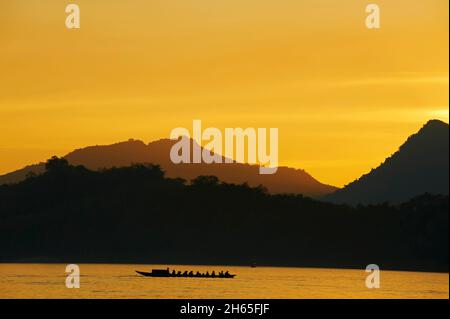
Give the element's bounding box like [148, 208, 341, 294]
[324, 119, 449, 205]
[0, 138, 337, 198]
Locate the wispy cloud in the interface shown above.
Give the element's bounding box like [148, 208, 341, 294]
[329, 75, 448, 88]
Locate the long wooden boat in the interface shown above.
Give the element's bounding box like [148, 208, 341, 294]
[136, 269, 236, 279]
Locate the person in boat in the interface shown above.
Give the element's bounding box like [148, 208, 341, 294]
[172, 270, 176, 276]
[196, 271, 201, 277]
[225, 271, 230, 277]
[183, 271, 188, 276]
[177, 271, 182, 276]
[189, 271, 194, 277]
[211, 271, 216, 278]
[206, 271, 210, 277]
[219, 271, 224, 277]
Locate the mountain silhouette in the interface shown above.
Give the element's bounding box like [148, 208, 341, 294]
[0, 138, 337, 198]
[325, 120, 449, 205]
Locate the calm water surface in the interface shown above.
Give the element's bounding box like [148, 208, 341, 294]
[0, 264, 448, 299]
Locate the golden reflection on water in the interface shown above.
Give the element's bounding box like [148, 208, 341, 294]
[0, 264, 448, 299]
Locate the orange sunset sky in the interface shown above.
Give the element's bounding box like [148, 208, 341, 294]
[0, 0, 448, 187]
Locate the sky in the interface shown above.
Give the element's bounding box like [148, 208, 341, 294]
[0, 0, 448, 187]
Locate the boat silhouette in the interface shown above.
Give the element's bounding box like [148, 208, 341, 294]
[136, 268, 236, 279]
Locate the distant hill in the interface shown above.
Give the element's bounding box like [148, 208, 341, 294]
[325, 120, 449, 205]
[0, 138, 337, 198]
